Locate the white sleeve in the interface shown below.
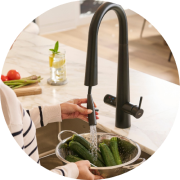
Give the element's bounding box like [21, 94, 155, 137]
[0, 81, 25, 150]
[27, 104, 62, 129]
[51, 163, 79, 179]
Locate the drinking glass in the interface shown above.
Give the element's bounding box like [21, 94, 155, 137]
[47, 50, 67, 85]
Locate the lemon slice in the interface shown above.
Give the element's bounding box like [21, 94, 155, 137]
[52, 59, 66, 68]
[49, 54, 55, 67]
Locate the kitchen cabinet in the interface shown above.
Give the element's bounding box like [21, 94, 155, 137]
[36, 2, 80, 35]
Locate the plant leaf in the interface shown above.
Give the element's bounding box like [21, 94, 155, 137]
[54, 41, 59, 52]
[49, 49, 55, 52]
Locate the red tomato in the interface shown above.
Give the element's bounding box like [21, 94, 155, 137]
[5, 76, 9, 81]
[7, 70, 21, 80]
[1, 75, 9, 81]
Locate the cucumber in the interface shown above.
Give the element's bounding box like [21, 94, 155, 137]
[117, 138, 136, 152]
[66, 155, 97, 167]
[66, 136, 73, 144]
[97, 150, 105, 164]
[72, 134, 105, 165]
[69, 141, 105, 167]
[117, 138, 136, 161]
[72, 134, 90, 150]
[93, 158, 105, 167]
[69, 141, 94, 163]
[65, 155, 83, 162]
[109, 137, 122, 165]
[102, 139, 110, 146]
[59, 142, 68, 149]
[99, 143, 116, 167]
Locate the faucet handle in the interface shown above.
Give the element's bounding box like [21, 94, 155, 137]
[122, 97, 144, 119]
[138, 97, 143, 109]
[131, 96, 144, 118]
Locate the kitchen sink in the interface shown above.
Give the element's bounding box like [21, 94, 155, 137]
[40, 153, 63, 170]
[37, 118, 151, 171]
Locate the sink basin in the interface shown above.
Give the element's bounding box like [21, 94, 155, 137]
[140, 151, 151, 159]
[37, 118, 151, 172]
[40, 153, 63, 170]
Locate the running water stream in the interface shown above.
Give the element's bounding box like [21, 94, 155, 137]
[90, 125, 98, 161]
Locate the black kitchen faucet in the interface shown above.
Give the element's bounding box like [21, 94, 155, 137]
[84, 2, 144, 129]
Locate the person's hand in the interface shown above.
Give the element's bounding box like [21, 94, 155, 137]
[60, 98, 99, 122]
[75, 160, 103, 180]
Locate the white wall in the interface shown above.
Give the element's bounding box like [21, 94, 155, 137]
[36, 2, 136, 35]
[78, 9, 135, 26]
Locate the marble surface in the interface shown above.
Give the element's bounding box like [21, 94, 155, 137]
[3, 31, 180, 155]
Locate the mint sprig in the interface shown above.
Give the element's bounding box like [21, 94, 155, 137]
[49, 41, 60, 54]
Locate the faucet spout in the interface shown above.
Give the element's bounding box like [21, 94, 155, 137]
[85, 2, 143, 128]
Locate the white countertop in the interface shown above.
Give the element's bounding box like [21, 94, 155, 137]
[4, 31, 180, 155]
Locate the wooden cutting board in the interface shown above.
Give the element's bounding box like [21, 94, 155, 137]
[2, 63, 42, 97]
[14, 83, 42, 97]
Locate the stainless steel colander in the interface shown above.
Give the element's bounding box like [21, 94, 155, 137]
[55, 130, 145, 178]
